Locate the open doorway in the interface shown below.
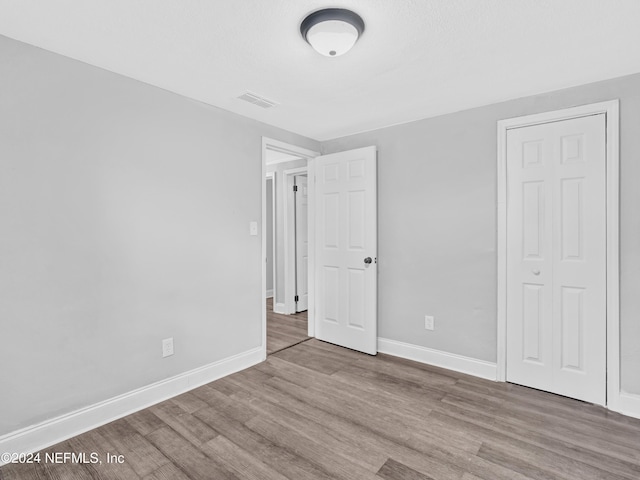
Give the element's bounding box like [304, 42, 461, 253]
[262, 140, 379, 357]
[265, 166, 308, 355]
[262, 138, 319, 357]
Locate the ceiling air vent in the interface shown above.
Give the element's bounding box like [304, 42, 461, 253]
[237, 91, 278, 109]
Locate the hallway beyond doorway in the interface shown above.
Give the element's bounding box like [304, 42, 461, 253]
[266, 298, 309, 355]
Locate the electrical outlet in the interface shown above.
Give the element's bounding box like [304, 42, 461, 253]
[249, 221, 258, 236]
[162, 337, 174, 357]
[424, 315, 435, 331]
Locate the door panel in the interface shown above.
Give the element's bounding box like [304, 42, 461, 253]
[560, 178, 584, 260]
[522, 181, 544, 259]
[506, 114, 606, 405]
[314, 146, 377, 355]
[560, 286, 584, 371]
[522, 283, 543, 364]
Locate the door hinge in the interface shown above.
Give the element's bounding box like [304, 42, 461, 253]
[294, 295, 299, 302]
[293, 185, 298, 192]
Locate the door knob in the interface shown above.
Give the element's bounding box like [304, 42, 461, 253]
[532, 269, 540, 275]
[364, 257, 372, 264]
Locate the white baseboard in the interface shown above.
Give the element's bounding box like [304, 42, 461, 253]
[377, 337, 497, 381]
[0, 346, 263, 464]
[266, 289, 274, 298]
[614, 391, 640, 420]
[274, 302, 286, 314]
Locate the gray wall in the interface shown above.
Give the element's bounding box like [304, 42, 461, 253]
[266, 158, 307, 306]
[0, 35, 319, 435]
[322, 73, 640, 395]
[266, 178, 274, 294]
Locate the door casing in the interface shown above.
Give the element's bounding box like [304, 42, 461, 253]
[496, 100, 620, 409]
[266, 172, 276, 299]
[262, 138, 319, 360]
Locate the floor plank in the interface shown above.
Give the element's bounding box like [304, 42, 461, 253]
[201, 435, 288, 480]
[149, 400, 218, 448]
[142, 463, 191, 480]
[376, 458, 435, 480]
[194, 406, 335, 480]
[67, 429, 140, 480]
[98, 419, 170, 478]
[146, 427, 238, 480]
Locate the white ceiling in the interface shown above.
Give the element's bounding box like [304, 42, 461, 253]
[1, 0, 639, 141]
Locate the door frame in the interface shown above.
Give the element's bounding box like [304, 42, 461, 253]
[265, 172, 276, 299]
[283, 167, 308, 315]
[262, 138, 319, 360]
[496, 100, 620, 408]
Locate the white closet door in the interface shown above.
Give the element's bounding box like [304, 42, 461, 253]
[506, 114, 606, 405]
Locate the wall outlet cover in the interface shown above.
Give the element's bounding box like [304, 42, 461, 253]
[162, 337, 174, 357]
[424, 315, 435, 331]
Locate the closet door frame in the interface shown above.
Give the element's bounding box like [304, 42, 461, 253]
[496, 100, 620, 409]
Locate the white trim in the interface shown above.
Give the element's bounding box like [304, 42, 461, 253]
[0, 347, 262, 464]
[261, 141, 267, 360]
[307, 159, 316, 337]
[496, 100, 620, 409]
[496, 111, 508, 383]
[265, 173, 276, 305]
[283, 167, 308, 174]
[283, 167, 308, 315]
[378, 338, 497, 381]
[265, 152, 304, 166]
[261, 138, 319, 359]
[273, 302, 287, 314]
[605, 101, 621, 412]
[263, 138, 318, 164]
[617, 392, 640, 420]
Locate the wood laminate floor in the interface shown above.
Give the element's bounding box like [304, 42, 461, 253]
[2, 339, 640, 480]
[266, 297, 309, 355]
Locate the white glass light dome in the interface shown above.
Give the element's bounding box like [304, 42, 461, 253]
[301, 9, 365, 57]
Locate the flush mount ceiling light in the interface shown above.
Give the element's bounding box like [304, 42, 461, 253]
[300, 8, 365, 57]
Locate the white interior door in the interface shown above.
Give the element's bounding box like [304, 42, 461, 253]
[506, 114, 606, 405]
[295, 175, 308, 312]
[314, 146, 377, 355]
